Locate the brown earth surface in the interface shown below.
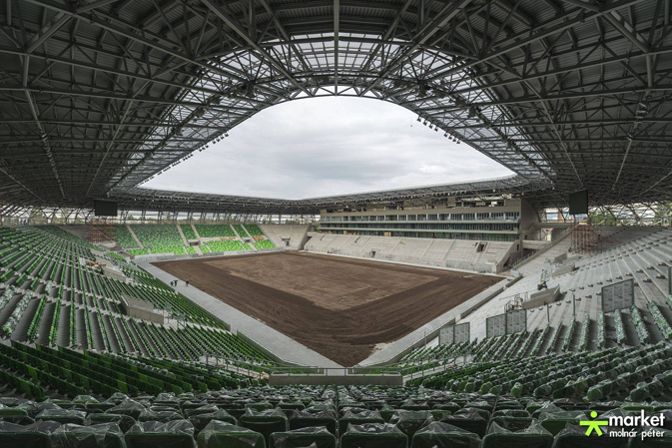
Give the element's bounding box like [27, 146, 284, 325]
[154, 252, 501, 366]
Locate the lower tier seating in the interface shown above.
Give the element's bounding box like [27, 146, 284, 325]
[0, 385, 668, 448]
[416, 342, 672, 404]
[0, 341, 255, 401]
[194, 225, 235, 238]
[201, 240, 248, 254]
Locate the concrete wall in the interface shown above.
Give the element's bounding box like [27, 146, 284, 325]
[259, 224, 310, 250]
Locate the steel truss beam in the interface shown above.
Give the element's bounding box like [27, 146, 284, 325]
[0, 0, 670, 212]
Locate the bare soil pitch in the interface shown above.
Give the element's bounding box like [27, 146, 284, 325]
[154, 252, 501, 366]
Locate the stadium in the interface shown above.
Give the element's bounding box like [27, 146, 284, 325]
[0, 0, 670, 447]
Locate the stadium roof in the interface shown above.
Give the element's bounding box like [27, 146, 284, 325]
[1, 0, 671, 213]
[113, 175, 551, 214]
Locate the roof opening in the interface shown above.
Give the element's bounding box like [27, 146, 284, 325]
[144, 96, 513, 199]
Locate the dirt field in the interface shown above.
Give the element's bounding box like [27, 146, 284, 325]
[154, 252, 501, 366]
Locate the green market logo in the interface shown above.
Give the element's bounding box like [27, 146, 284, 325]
[580, 411, 608, 436]
[580, 410, 666, 440]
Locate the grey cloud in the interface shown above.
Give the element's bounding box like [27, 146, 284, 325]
[146, 96, 513, 199]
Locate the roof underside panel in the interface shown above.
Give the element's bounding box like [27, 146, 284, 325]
[0, 0, 670, 213]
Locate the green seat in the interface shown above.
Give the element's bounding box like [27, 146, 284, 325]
[247, 402, 274, 412]
[482, 421, 553, 448]
[182, 402, 210, 414]
[239, 408, 288, 447]
[196, 421, 265, 448]
[380, 406, 396, 422]
[400, 399, 430, 411]
[458, 407, 491, 421]
[190, 409, 237, 432]
[278, 402, 305, 411]
[340, 409, 385, 431]
[591, 402, 623, 412]
[86, 413, 136, 432]
[411, 422, 481, 448]
[0, 407, 32, 425]
[490, 416, 534, 432]
[85, 403, 115, 413]
[429, 410, 452, 422]
[495, 401, 525, 411]
[392, 410, 433, 439]
[464, 401, 493, 413]
[270, 426, 337, 448]
[441, 410, 488, 437]
[184, 405, 219, 418]
[150, 405, 181, 413]
[125, 420, 196, 448]
[138, 410, 184, 423]
[538, 410, 585, 436]
[35, 408, 86, 425]
[362, 400, 386, 410]
[0, 421, 60, 448]
[290, 414, 337, 435]
[224, 408, 246, 420]
[493, 410, 531, 418]
[50, 400, 77, 409]
[433, 403, 461, 413]
[552, 424, 628, 447]
[51, 422, 125, 448]
[108, 399, 146, 420]
[341, 423, 408, 448]
[72, 395, 98, 405]
[628, 428, 672, 447]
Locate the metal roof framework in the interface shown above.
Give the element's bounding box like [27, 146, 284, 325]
[110, 174, 550, 214]
[1, 0, 672, 214]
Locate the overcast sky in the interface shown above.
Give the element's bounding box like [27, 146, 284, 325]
[145, 96, 513, 199]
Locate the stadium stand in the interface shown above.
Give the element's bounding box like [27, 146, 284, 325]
[232, 224, 249, 239]
[128, 225, 193, 256]
[193, 225, 236, 239]
[201, 240, 249, 254]
[243, 224, 264, 238]
[4, 0, 672, 444]
[0, 226, 274, 367]
[254, 240, 275, 250]
[0, 224, 669, 446]
[304, 233, 515, 273]
[180, 225, 197, 241]
[109, 223, 281, 257]
[458, 227, 672, 343]
[0, 370, 669, 446]
[114, 227, 138, 251]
